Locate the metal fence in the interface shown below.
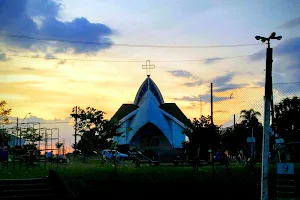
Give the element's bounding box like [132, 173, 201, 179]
[207, 81, 300, 127]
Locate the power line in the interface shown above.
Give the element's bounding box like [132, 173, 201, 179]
[0, 53, 265, 63]
[0, 33, 264, 49]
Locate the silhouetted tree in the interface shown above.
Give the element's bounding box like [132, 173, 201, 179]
[182, 115, 220, 161]
[220, 127, 236, 153]
[239, 109, 263, 159]
[70, 107, 122, 154]
[275, 96, 300, 141]
[240, 108, 261, 130]
[22, 127, 42, 145]
[275, 96, 300, 161]
[0, 100, 12, 146]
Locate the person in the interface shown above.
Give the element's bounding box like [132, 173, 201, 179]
[214, 149, 222, 162]
[221, 150, 229, 169]
[46, 151, 53, 162]
[58, 154, 68, 164]
[46, 151, 53, 158]
[0, 146, 8, 167]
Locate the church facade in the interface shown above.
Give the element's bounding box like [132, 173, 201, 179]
[112, 75, 190, 159]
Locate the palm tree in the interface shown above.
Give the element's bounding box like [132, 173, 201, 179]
[240, 109, 262, 161]
[56, 142, 64, 155]
[240, 109, 261, 131]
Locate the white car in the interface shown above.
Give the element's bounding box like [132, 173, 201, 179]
[102, 149, 129, 160]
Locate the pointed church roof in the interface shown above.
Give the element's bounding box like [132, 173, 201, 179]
[112, 104, 139, 121]
[134, 75, 164, 105]
[112, 75, 190, 127]
[127, 90, 173, 144]
[159, 103, 191, 127]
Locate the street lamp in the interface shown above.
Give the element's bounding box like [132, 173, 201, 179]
[256, 32, 282, 200]
[21, 112, 31, 124]
[19, 112, 31, 146]
[255, 32, 282, 48]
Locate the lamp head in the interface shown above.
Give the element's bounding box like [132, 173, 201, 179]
[255, 36, 261, 40]
[270, 32, 276, 39]
[276, 36, 282, 40]
[261, 38, 267, 43]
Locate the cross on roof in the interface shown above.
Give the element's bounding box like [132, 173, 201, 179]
[142, 60, 155, 76]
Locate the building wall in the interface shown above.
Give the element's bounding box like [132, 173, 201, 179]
[170, 120, 186, 148]
[115, 114, 186, 149]
[113, 120, 128, 145]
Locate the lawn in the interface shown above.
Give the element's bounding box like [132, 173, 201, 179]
[0, 157, 299, 199]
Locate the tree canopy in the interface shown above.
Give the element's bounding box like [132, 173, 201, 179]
[0, 100, 12, 146]
[182, 115, 220, 160]
[275, 96, 300, 142]
[70, 106, 122, 153]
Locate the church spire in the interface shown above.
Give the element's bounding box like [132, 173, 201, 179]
[134, 75, 164, 105]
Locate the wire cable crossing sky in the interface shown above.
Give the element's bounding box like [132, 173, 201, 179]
[0, 53, 265, 63]
[0, 33, 265, 48]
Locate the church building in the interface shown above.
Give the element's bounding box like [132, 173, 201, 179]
[112, 74, 191, 160]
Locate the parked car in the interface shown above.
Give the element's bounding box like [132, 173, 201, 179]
[102, 149, 129, 160]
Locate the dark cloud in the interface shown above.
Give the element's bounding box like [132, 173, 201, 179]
[253, 79, 300, 95]
[248, 50, 266, 61]
[57, 60, 67, 65]
[0, 0, 114, 54]
[249, 37, 300, 62]
[167, 70, 193, 78]
[182, 80, 204, 87]
[212, 72, 236, 86]
[0, 0, 38, 48]
[26, 0, 62, 18]
[275, 37, 300, 56]
[182, 72, 249, 91]
[278, 16, 300, 29]
[204, 57, 222, 64]
[44, 53, 56, 59]
[214, 83, 248, 92]
[274, 38, 300, 83]
[248, 37, 300, 92]
[0, 53, 8, 61]
[253, 81, 264, 87]
[211, 72, 249, 92]
[20, 67, 35, 70]
[273, 81, 300, 95]
[174, 93, 231, 103]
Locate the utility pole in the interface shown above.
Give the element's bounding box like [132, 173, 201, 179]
[19, 120, 22, 146]
[210, 82, 215, 181]
[74, 106, 78, 153]
[16, 118, 19, 146]
[63, 139, 65, 155]
[233, 114, 236, 130]
[255, 32, 282, 200]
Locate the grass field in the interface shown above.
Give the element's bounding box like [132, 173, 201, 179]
[0, 156, 299, 199]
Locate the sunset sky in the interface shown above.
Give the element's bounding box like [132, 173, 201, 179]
[0, 0, 299, 149]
